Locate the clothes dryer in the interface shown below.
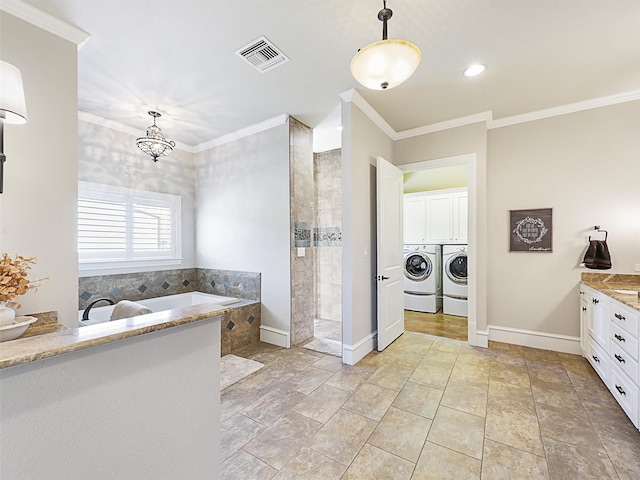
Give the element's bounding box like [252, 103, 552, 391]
[403, 244, 442, 313]
[442, 244, 468, 317]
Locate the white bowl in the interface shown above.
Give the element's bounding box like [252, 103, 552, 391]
[0, 316, 37, 342]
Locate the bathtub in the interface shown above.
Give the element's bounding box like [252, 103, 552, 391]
[78, 292, 241, 326]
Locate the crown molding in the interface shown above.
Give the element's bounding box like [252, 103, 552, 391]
[340, 89, 396, 140]
[193, 113, 289, 152]
[78, 111, 195, 153]
[488, 90, 640, 129]
[78, 111, 289, 154]
[1, 0, 90, 51]
[396, 111, 493, 139]
[343, 87, 640, 140]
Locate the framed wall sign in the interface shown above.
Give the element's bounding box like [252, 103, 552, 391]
[510, 208, 552, 252]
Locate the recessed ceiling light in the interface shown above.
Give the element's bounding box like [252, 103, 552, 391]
[463, 64, 486, 77]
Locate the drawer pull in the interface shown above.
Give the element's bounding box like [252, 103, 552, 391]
[582, 306, 587, 312]
[615, 313, 626, 321]
[593, 299, 600, 304]
[592, 355, 600, 363]
[614, 333, 626, 342]
[615, 354, 626, 363]
[616, 385, 626, 396]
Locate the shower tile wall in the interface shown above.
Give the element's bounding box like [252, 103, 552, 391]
[289, 117, 315, 346]
[314, 149, 342, 322]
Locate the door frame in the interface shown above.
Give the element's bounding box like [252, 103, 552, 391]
[399, 153, 481, 347]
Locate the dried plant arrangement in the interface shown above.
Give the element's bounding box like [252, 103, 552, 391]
[0, 253, 49, 309]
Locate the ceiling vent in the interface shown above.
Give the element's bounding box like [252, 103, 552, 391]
[235, 36, 289, 73]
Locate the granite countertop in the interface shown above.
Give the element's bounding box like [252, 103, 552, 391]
[0, 303, 230, 369]
[581, 273, 640, 312]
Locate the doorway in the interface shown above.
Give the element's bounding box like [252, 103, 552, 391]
[399, 153, 478, 345]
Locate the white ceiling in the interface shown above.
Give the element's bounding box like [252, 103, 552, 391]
[22, 0, 640, 148]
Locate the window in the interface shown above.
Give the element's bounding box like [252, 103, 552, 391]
[78, 182, 181, 271]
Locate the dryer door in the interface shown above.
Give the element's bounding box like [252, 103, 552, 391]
[404, 251, 433, 281]
[445, 252, 468, 285]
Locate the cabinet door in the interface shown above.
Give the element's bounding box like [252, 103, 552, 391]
[587, 288, 610, 351]
[403, 196, 426, 243]
[580, 295, 588, 356]
[425, 194, 453, 243]
[453, 191, 468, 242]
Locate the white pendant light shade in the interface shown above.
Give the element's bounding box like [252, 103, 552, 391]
[0, 61, 28, 124]
[350, 39, 421, 90]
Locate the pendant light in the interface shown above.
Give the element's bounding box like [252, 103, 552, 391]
[350, 0, 421, 90]
[136, 111, 175, 162]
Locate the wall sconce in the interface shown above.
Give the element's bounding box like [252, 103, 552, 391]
[0, 61, 28, 194]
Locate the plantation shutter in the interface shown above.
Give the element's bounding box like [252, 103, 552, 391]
[78, 182, 181, 264]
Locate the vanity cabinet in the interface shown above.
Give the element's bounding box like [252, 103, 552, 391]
[581, 285, 610, 381]
[403, 188, 467, 244]
[580, 283, 640, 429]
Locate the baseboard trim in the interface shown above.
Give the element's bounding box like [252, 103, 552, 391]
[260, 325, 290, 349]
[342, 331, 377, 366]
[488, 325, 581, 354]
[476, 330, 489, 348]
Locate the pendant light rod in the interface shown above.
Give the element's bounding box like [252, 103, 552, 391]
[350, 0, 421, 90]
[378, 1, 392, 40]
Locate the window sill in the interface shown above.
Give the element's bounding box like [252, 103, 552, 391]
[79, 258, 184, 277]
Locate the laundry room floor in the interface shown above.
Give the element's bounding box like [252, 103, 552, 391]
[405, 309, 468, 342]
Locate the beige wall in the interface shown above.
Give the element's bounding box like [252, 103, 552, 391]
[195, 121, 292, 336]
[487, 101, 640, 337]
[341, 100, 394, 350]
[0, 13, 78, 326]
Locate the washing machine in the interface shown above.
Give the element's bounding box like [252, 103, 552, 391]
[442, 244, 468, 317]
[404, 244, 442, 313]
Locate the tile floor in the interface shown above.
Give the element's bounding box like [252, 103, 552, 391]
[221, 332, 640, 479]
[303, 318, 342, 357]
[405, 309, 468, 342]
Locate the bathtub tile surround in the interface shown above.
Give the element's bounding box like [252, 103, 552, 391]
[79, 268, 261, 309]
[78, 268, 197, 310]
[289, 118, 315, 346]
[314, 149, 342, 323]
[221, 301, 261, 356]
[79, 268, 262, 355]
[197, 269, 261, 302]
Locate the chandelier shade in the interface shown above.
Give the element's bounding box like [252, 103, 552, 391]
[350, 1, 421, 90]
[136, 111, 175, 162]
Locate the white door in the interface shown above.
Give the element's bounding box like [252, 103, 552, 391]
[376, 156, 405, 351]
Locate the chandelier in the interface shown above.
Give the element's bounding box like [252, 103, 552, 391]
[136, 111, 175, 162]
[350, 0, 421, 90]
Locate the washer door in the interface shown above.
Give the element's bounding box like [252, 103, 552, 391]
[404, 251, 432, 281]
[445, 252, 467, 285]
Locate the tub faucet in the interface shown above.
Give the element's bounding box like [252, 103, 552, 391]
[82, 298, 115, 321]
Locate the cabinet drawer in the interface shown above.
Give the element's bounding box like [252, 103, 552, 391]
[588, 337, 609, 383]
[611, 303, 639, 337]
[609, 365, 638, 428]
[611, 322, 639, 362]
[610, 342, 639, 384]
